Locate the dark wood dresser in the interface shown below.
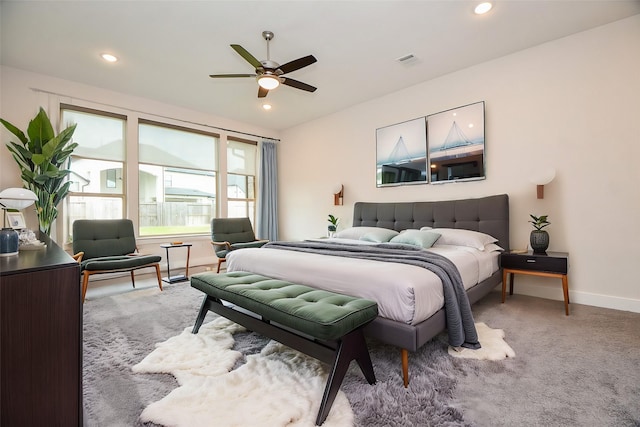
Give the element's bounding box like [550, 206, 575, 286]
[0, 234, 82, 426]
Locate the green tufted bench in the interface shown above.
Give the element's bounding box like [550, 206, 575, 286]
[190, 271, 378, 426]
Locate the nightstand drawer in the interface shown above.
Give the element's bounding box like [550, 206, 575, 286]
[501, 252, 568, 274]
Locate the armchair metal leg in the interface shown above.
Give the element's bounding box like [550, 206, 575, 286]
[131, 271, 136, 288]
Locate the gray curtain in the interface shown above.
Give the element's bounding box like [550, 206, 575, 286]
[256, 140, 278, 240]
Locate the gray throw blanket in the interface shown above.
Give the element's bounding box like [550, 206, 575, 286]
[263, 240, 480, 349]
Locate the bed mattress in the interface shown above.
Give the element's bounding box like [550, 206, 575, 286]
[226, 240, 499, 325]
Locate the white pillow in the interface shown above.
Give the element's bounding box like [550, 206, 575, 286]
[334, 226, 395, 240]
[484, 243, 504, 252]
[389, 230, 441, 248]
[432, 228, 497, 250]
[419, 226, 433, 231]
[360, 228, 400, 243]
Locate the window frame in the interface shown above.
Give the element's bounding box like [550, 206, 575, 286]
[226, 137, 258, 223]
[137, 118, 220, 237]
[61, 105, 128, 241]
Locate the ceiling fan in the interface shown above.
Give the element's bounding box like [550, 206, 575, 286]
[209, 31, 317, 98]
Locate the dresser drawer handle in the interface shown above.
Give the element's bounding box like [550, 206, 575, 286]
[526, 259, 536, 263]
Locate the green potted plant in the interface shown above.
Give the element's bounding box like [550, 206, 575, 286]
[328, 214, 339, 237]
[529, 214, 550, 253]
[1, 108, 78, 236]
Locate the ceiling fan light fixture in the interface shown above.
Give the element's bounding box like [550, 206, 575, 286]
[257, 75, 280, 90]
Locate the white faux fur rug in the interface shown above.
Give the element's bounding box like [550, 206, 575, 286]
[448, 322, 516, 360]
[132, 317, 354, 427]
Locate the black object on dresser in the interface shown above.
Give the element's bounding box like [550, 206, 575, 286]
[0, 234, 82, 426]
[501, 250, 570, 315]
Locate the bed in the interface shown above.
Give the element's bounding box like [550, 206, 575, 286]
[226, 194, 509, 386]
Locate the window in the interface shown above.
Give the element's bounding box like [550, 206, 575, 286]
[62, 106, 126, 241]
[138, 120, 218, 236]
[227, 138, 257, 222]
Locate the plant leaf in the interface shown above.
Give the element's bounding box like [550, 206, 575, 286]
[0, 118, 28, 144]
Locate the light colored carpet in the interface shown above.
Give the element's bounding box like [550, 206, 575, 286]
[83, 280, 640, 426]
[83, 282, 470, 426]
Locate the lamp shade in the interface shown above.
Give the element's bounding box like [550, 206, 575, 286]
[257, 75, 280, 90]
[0, 188, 38, 210]
[529, 167, 556, 186]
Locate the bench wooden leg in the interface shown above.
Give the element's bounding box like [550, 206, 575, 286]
[316, 328, 375, 426]
[192, 295, 214, 334]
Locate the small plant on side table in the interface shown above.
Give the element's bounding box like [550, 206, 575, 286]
[529, 214, 550, 253]
[328, 214, 339, 237]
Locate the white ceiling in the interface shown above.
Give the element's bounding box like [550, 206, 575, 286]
[1, 1, 639, 131]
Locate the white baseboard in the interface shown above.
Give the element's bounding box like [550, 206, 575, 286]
[511, 284, 640, 314]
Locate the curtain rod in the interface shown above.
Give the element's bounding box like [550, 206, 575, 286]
[30, 87, 280, 142]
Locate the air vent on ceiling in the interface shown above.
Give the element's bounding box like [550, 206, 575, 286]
[396, 53, 416, 63]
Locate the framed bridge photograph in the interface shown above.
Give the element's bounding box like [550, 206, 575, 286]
[427, 101, 485, 184]
[376, 117, 428, 187]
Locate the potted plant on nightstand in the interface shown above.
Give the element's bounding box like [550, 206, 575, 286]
[328, 214, 339, 238]
[529, 214, 550, 253]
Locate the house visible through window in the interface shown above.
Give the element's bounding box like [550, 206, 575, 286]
[61, 105, 255, 240]
[138, 120, 218, 236]
[62, 105, 126, 242]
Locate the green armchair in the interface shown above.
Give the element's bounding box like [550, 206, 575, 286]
[211, 217, 268, 273]
[72, 219, 162, 302]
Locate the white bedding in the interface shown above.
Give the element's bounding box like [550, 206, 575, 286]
[226, 239, 500, 326]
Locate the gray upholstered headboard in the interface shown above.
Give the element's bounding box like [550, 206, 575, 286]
[353, 194, 510, 251]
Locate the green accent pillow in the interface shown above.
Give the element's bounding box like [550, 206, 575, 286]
[389, 230, 441, 248]
[359, 228, 399, 243]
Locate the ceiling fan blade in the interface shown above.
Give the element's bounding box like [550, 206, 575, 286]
[209, 74, 256, 78]
[258, 86, 269, 98]
[230, 44, 263, 69]
[281, 77, 317, 93]
[278, 55, 317, 74]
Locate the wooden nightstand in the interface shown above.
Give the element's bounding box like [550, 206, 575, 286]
[501, 250, 570, 315]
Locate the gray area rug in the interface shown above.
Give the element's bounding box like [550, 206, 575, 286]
[83, 281, 640, 426]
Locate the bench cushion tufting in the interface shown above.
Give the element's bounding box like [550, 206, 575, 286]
[191, 271, 378, 341]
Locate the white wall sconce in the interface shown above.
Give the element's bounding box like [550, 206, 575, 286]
[333, 184, 344, 206]
[529, 167, 556, 199]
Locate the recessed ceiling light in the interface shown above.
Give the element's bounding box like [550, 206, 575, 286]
[100, 53, 118, 63]
[262, 104, 272, 110]
[474, 2, 493, 15]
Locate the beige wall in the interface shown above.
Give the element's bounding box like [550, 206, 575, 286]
[2, 16, 638, 312]
[279, 15, 640, 312]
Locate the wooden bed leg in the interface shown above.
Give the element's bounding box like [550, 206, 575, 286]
[401, 348, 409, 388]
